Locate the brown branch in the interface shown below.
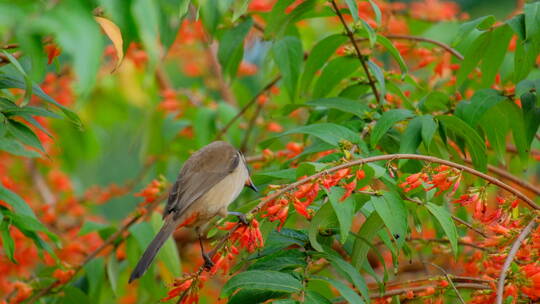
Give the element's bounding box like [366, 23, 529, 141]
[463, 158, 540, 197]
[330, 0, 380, 104]
[25, 192, 168, 303]
[369, 282, 490, 299]
[29, 160, 55, 205]
[215, 76, 281, 140]
[495, 216, 538, 304]
[356, 34, 464, 60]
[407, 237, 494, 253]
[423, 262, 465, 304]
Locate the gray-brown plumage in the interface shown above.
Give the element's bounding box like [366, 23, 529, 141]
[129, 141, 255, 283]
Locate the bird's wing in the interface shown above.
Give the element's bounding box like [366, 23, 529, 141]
[164, 143, 240, 219]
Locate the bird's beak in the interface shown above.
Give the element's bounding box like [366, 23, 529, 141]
[245, 177, 258, 192]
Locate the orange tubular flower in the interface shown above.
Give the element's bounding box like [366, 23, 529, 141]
[261, 198, 289, 230]
[399, 172, 428, 192]
[161, 278, 195, 302]
[222, 219, 264, 253]
[521, 263, 540, 300]
[52, 268, 75, 285]
[9, 281, 32, 304]
[135, 179, 165, 204]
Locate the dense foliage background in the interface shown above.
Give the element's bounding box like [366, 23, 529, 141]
[0, 0, 539, 303]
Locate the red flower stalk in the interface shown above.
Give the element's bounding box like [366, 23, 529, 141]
[222, 219, 264, 253]
[161, 278, 197, 302]
[340, 180, 356, 201]
[322, 168, 351, 189]
[135, 179, 165, 204]
[261, 198, 289, 230]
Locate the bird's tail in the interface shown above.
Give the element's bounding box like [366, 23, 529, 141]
[129, 217, 177, 283]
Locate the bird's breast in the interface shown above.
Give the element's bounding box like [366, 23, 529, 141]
[193, 163, 249, 221]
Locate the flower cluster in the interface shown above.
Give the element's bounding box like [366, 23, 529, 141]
[220, 218, 264, 253]
[161, 274, 206, 303]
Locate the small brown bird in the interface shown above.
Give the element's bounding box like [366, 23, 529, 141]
[129, 141, 257, 283]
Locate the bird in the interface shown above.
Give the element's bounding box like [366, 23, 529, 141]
[128, 141, 257, 283]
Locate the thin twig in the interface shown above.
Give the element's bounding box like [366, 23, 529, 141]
[369, 282, 489, 299]
[495, 216, 538, 304]
[404, 196, 488, 238]
[463, 158, 540, 197]
[423, 262, 466, 304]
[215, 76, 281, 139]
[406, 237, 494, 253]
[29, 160, 55, 205]
[330, 0, 380, 104]
[356, 34, 464, 60]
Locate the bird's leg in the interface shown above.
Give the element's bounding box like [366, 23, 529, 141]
[196, 227, 214, 270]
[228, 211, 248, 225]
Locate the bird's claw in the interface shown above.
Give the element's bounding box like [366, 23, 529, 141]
[237, 214, 248, 225]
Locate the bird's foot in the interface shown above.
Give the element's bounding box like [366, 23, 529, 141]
[228, 211, 249, 225]
[202, 252, 214, 270]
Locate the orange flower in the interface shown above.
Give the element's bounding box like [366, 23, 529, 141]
[44, 44, 61, 64]
[161, 278, 194, 302]
[261, 198, 289, 230]
[9, 281, 32, 304]
[238, 61, 258, 76]
[399, 172, 427, 192]
[135, 179, 165, 204]
[52, 268, 75, 284]
[266, 122, 283, 133]
[223, 219, 264, 253]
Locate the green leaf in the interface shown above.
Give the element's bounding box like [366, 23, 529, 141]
[0, 136, 41, 157]
[344, 0, 359, 21]
[367, 60, 385, 103]
[376, 35, 407, 73]
[425, 202, 458, 257]
[229, 289, 289, 304]
[306, 97, 369, 118]
[271, 123, 361, 147]
[0, 219, 15, 263]
[309, 203, 338, 252]
[84, 257, 105, 303]
[218, 18, 253, 79]
[421, 115, 437, 150]
[272, 36, 303, 101]
[459, 89, 506, 127]
[305, 291, 332, 304]
[398, 116, 423, 155]
[521, 92, 540, 148]
[479, 102, 510, 163]
[6, 119, 44, 152]
[313, 276, 364, 304]
[351, 212, 384, 270]
[313, 56, 360, 98]
[132, 0, 160, 70]
[419, 91, 450, 112]
[322, 253, 370, 303]
[250, 250, 306, 271]
[457, 31, 491, 87]
[480, 25, 513, 88]
[222, 270, 303, 297]
[453, 15, 496, 46]
[371, 192, 407, 248]
[1, 51, 32, 105]
[326, 187, 355, 244]
[370, 109, 414, 147]
[61, 286, 91, 304]
[0, 184, 37, 218]
[0, 75, 82, 128]
[265, 0, 315, 38]
[9, 212, 59, 243]
[107, 255, 119, 296]
[436, 115, 487, 172]
[301, 34, 348, 94]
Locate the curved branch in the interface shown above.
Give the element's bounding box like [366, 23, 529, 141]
[355, 34, 464, 60]
[215, 76, 281, 140]
[495, 216, 538, 304]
